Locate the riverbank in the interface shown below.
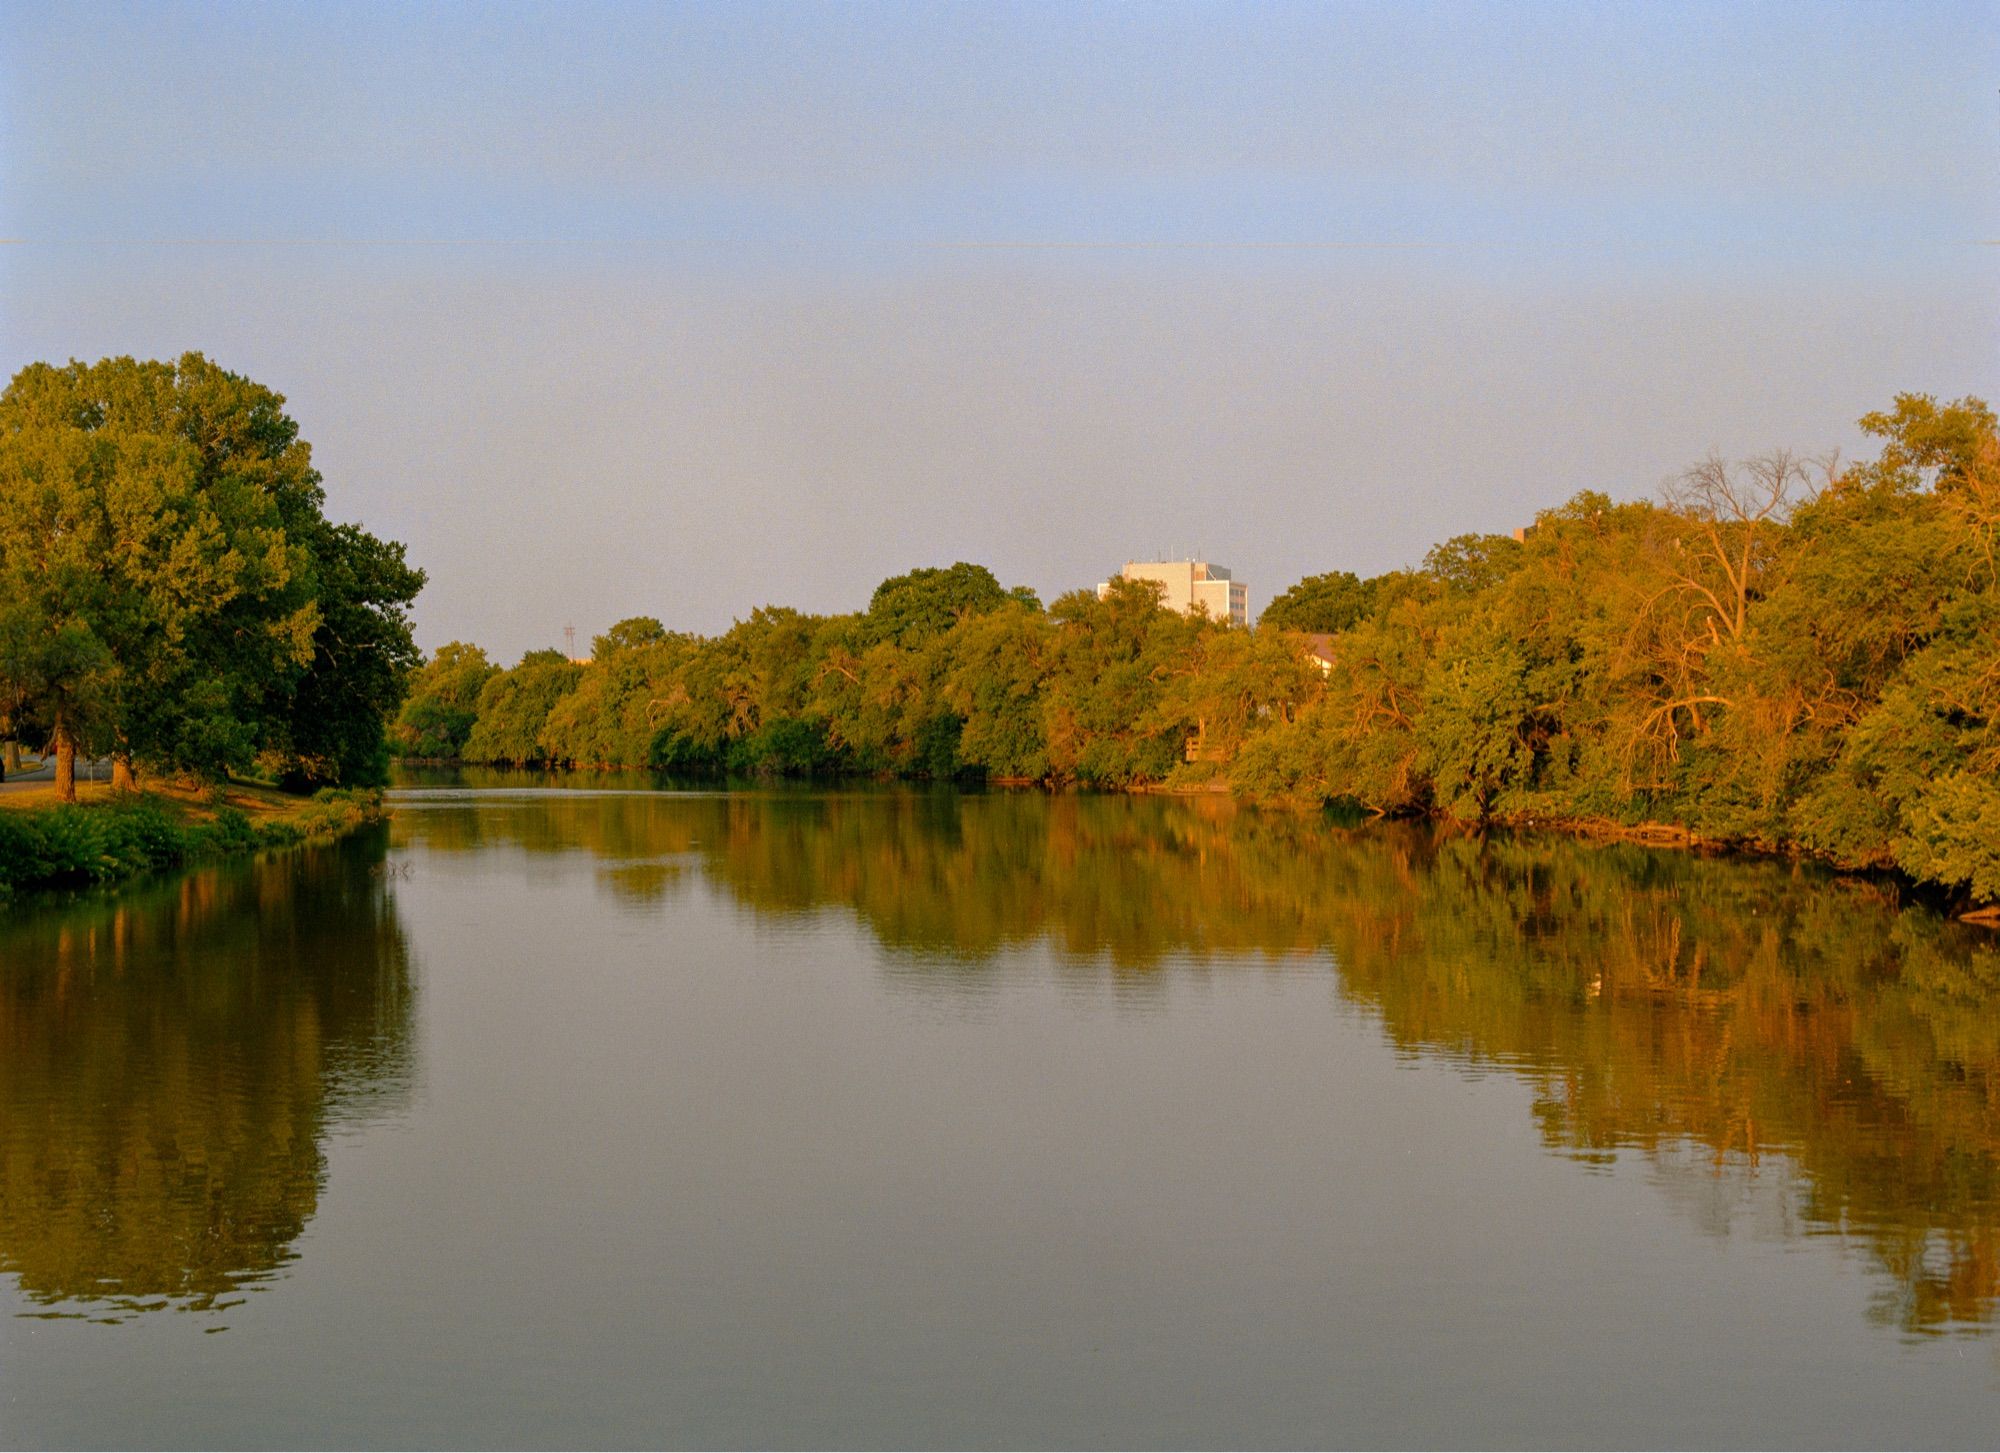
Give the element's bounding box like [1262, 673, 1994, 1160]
[1245, 789, 2000, 924]
[0, 780, 386, 900]
[398, 756, 1999, 924]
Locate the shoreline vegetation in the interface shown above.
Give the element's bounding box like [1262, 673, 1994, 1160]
[393, 393, 2000, 918]
[0, 778, 384, 900]
[2, 355, 1992, 917]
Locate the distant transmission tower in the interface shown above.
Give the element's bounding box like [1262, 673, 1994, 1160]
[564, 624, 577, 659]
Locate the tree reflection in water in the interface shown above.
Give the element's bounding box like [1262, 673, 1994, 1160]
[0, 828, 414, 1321]
[397, 781, 2000, 1336]
[7, 785, 1994, 1339]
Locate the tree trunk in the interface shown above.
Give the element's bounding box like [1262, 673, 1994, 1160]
[111, 752, 137, 793]
[2, 739, 19, 775]
[54, 720, 76, 803]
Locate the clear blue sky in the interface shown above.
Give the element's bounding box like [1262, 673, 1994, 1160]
[3, 0, 1996, 657]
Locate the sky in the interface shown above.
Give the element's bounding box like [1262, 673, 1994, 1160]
[2, 0, 1997, 659]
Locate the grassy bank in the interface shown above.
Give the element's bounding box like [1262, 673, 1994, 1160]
[0, 780, 385, 900]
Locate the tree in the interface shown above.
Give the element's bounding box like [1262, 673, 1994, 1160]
[1783, 396, 2000, 902]
[0, 354, 422, 796]
[1155, 626, 1323, 772]
[0, 426, 119, 799]
[413, 393, 1997, 905]
[1662, 449, 1813, 643]
[591, 616, 668, 658]
[1855, 393, 2000, 584]
[1259, 570, 1378, 634]
[1422, 533, 1525, 595]
[942, 604, 1056, 781]
[1415, 633, 1535, 820]
[463, 652, 584, 765]
[392, 643, 500, 759]
[542, 629, 698, 768]
[864, 563, 1011, 646]
[267, 520, 423, 790]
[1043, 578, 1205, 785]
[1, 357, 321, 788]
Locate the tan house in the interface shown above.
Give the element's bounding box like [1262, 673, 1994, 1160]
[1098, 559, 1249, 626]
[1295, 633, 1338, 673]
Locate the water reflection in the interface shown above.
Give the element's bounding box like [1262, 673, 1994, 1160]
[0, 829, 414, 1321]
[395, 781, 2000, 1336]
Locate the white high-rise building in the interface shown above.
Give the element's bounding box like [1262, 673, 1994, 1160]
[1097, 559, 1248, 626]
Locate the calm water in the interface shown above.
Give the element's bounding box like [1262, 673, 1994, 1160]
[4, 774, 1999, 1448]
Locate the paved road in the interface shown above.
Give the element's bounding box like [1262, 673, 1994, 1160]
[0, 756, 113, 794]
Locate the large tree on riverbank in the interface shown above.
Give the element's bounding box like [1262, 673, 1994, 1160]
[0, 354, 423, 799]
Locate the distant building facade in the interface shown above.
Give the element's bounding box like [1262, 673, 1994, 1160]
[1097, 560, 1249, 626]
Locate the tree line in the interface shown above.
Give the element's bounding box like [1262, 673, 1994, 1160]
[396, 392, 1998, 908]
[0, 355, 424, 800]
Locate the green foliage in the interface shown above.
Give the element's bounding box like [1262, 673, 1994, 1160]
[277, 521, 425, 789]
[942, 603, 1055, 780]
[1415, 637, 1535, 819]
[1423, 532, 1525, 594]
[864, 562, 1012, 646]
[727, 716, 841, 776]
[430, 392, 1999, 906]
[462, 654, 585, 765]
[592, 616, 668, 657]
[0, 354, 423, 791]
[0, 790, 381, 899]
[1856, 393, 1998, 491]
[1893, 772, 2000, 901]
[1226, 394, 2000, 906]
[543, 630, 698, 769]
[1259, 569, 1379, 633]
[391, 642, 499, 758]
[1039, 579, 1207, 786]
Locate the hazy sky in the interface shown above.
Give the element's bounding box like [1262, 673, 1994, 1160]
[3, 1, 1996, 658]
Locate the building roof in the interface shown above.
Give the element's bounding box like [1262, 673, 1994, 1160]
[1293, 632, 1338, 663]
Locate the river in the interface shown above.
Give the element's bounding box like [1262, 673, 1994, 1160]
[3, 774, 1997, 1446]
